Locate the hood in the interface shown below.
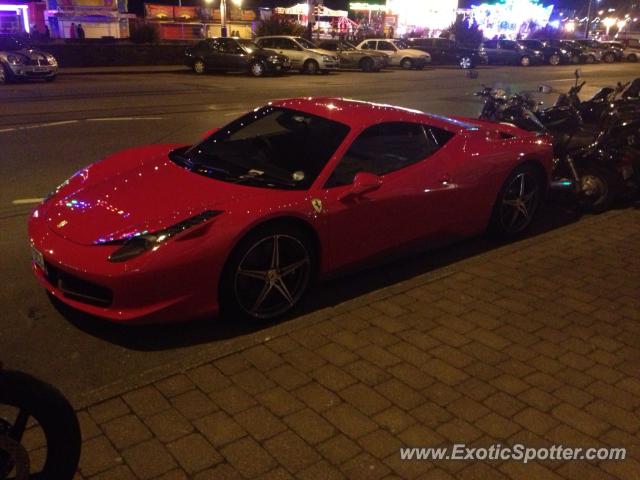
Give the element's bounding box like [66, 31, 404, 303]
[12, 48, 52, 61]
[401, 48, 429, 57]
[44, 145, 258, 245]
[308, 48, 338, 57]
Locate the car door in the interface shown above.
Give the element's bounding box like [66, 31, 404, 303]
[498, 40, 519, 64]
[219, 38, 248, 71]
[319, 122, 459, 269]
[377, 40, 399, 65]
[271, 38, 304, 69]
[481, 40, 498, 63]
[199, 39, 222, 69]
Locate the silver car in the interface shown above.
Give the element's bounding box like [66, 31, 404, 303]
[0, 34, 58, 84]
[255, 36, 339, 74]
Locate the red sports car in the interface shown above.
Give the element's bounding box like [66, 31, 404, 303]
[29, 98, 553, 324]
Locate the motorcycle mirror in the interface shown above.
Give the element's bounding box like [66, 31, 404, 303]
[465, 69, 479, 79]
[538, 84, 553, 94]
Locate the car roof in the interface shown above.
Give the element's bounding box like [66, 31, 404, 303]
[269, 97, 479, 133]
[256, 35, 300, 39]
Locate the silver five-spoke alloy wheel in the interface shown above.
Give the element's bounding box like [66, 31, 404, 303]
[498, 171, 540, 236]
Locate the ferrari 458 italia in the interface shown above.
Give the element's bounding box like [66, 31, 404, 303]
[29, 98, 553, 324]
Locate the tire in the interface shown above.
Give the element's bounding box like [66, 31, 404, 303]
[548, 54, 561, 66]
[44, 75, 56, 83]
[360, 57, 374, 72]
[220, 224, 314, 322]
[577, 167, 617, 214]
[459, 56, 473, 69]
[570, 54, 580, 64]
[400, 58, 413, 70]
[303, 59, 319, 75]
[0, 63, 11, 85]
[520, 56, 531, 67]
[488, 164, 543, 238]
[586, 54, 596, 64]
[628, 54, 638, 62]
[0, 370, 81, 480]
[249, 61, 265, 77]
[604, 52, 615, 63]
[193, 58, 206, 75]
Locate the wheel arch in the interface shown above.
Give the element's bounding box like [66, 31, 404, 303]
[518, 157, 550, 189]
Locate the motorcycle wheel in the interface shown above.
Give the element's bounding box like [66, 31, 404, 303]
[577, 168, 617, 214]
[0, 370, 81, 480]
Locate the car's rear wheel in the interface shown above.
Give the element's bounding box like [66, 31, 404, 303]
[586, 54, 596, 64]
[570, 54, 580, 64]
[221, 225, 314, 322]
[45, 75, 56, 83]
[603, 52, 615, 63]
[400, 58, 413, 69]
[459, 56, 473, 69]
[548, 54, 561, 65]
[249, 61, 265, 77]
[193, 58, 206, 74]
[520, 56, 531, 67]
[360, 57, 374, 72]
[628, 53, 638, 62]
[489, 165, 543, 238]
[303, 59, 319, 74]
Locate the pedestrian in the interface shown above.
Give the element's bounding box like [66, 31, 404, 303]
[69, 22, 77, 39]
[77, 24, 85, 40]
[43, 25, 50, 41]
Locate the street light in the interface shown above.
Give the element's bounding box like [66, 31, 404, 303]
[219, 0, 242, 37]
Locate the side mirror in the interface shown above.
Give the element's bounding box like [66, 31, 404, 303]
[340, 172, 381, 200]
[538, 84, 552, 94]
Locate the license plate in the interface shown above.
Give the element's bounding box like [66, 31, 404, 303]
[31, 246, 46, 273]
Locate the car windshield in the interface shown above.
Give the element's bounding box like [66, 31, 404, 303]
[175, 107, 350, 190]
[393, 40, 410, 49]
[295, 37, 317, 49]
[338, 41, 356, 50]
[0, 35, 26, 51]
[238, 39, 261, 53]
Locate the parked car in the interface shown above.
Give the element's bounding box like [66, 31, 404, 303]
[406, 37, 487, 68]
[255, 36, 339, 74]
[546, 39, 590, 64]
[574, 39, 622, 63]
[0, 33, 57, 84]
[601, 41, 640, 62]
[28, 98, 553, 323]
[315, 39, 387, 72]
[558, 40, 601, 63]
[355, 39, 431, 69]
[517, 39, 572, 65]
[185, 37, 290, 77]
[479, 39, 544, 66]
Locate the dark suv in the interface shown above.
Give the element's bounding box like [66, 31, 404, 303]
[406, 37, 487, 68]
[185, 37, 290, 77]
[517, 39, 572, 65]
[479, 39, 544, 66]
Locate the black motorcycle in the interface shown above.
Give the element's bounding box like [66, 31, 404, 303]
[0, 364, 81, 479]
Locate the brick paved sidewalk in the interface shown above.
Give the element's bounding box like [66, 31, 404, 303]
[26, 209, 640, 479]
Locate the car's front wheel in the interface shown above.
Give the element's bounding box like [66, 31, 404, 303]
[0, 63, 12, 85]
[489, 164, 543, 238]
[400, 58, 413, 69]
[193, 58, 206, 74]
[603, 52, 615, 63]
[249, 61, 265, 77]
[45, 75, 56, 82]
[459, 56, 473, 69]
[360, 57, 374, 72]
[221, 225, 314, 322]
[548, 54, 561, 65]
[586, 54, 596, 64]
[303, 59, 319, 74]
[520, 56, 531, 67]
[628, 53, 638, 62]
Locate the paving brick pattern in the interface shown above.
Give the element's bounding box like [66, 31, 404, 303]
[31, 210, 640, 478]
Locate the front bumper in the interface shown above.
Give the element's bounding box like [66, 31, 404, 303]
[265, 61, 291, 73]
[319, 60, 340, 70]
[28, 212, 226, 324]
[7, 63, 57, 79]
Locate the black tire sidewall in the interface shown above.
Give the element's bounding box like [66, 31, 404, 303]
[0, 370, 81, 479]
[219, 224, 315, 322]
[304, 60, 319, 74]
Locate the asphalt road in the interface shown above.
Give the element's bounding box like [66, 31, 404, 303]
[1, 63, 637, 405]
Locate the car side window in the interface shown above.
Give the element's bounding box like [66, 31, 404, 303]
[378, 41, 396, 52]
[483, 40, 497, 49]
[361, 40, 376, 50]
[500, 40, 517, 50]
[257, 38, 272, 49]
[326, 122, 453, 187]
[206, 39, 222, 51]
[280, 38, 298, 50]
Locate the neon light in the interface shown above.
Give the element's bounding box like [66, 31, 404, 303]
[469, 0, 553, 40]
[0, 4, 30, 33]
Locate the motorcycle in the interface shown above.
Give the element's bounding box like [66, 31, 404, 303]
[0, 364, 81, 480]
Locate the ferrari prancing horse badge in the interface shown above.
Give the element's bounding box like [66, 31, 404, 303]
[311, 198, 323, 214]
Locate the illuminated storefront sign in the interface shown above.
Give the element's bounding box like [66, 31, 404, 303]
[0, 4, 30, 33]
[469, 0, 554, 39]
[349, 0, 458, 34]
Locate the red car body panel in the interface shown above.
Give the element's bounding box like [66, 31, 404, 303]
[28, 97, 554, 324]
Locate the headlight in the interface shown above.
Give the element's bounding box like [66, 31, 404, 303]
[322, 55, 337, 62]
[107, 210, 222, 262]
[7, 54, 25, 65]
[560, 49, 568, 54]
[268, 55, 280, 62]
[46, 54, 57, 66]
